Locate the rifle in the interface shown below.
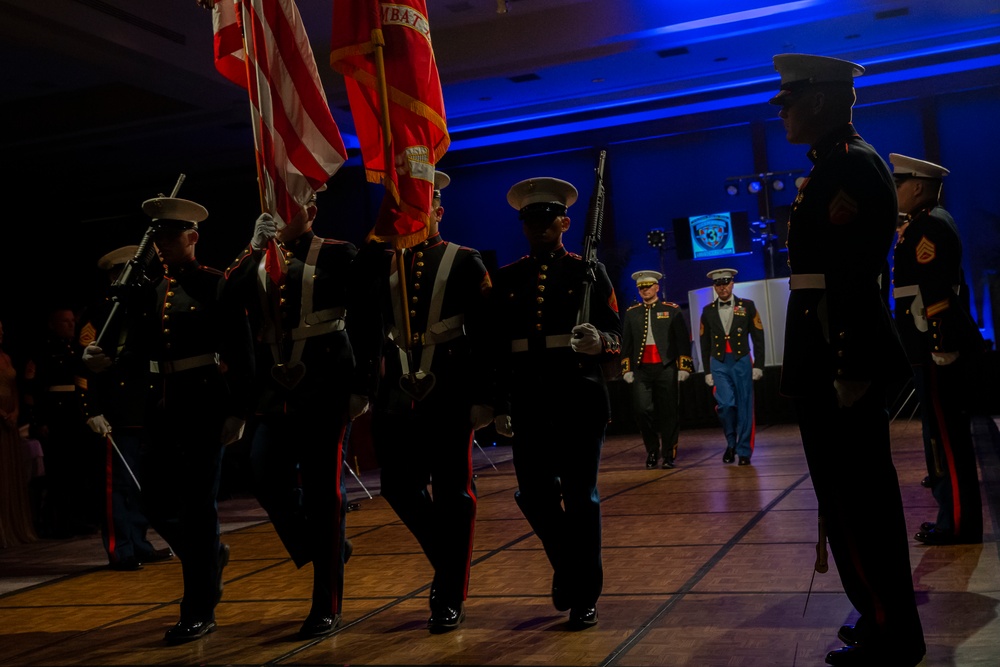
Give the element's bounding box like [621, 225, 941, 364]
[94, 173, 186, 349]
[576, 149, 607, 327]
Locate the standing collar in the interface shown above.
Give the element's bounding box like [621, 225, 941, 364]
[530, 244, 567, 261]
[808, 123, 860, 163]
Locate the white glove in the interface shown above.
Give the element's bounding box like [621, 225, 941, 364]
[569, 323, 603, 355]
[834, 379, 870, 408]
[87, 415, 112, 436]
[251, 213, 278, 250]
[220, 416, 247, 446]
[82, 344, 112, 372]
[623, 371, 634, 384]
[348, 394, 370, 420]
[470, 404, 494, 430]
[931, 351, 959, 366]
[752, 368, 764, 381]
[494, 414, 514, 438]
[705, 373, 714, 387]
[678, 370, 690, 382]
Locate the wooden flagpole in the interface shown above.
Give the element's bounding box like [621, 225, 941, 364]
[371, 20, 417, 361]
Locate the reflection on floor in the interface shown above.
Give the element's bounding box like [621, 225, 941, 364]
[1, 418, 998, 666]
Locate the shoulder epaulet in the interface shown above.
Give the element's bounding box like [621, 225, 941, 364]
[567, 251, 583, 260]
[662, 301, 680, 308]
[199, 265, 224, 276]
[627, 303, 643, 311]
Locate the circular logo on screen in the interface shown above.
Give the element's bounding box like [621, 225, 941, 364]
[693, 214, 730, 251]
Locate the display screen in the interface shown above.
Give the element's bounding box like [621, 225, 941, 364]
[673, 210, 751, 260]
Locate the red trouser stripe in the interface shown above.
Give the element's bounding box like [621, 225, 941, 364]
[461, 428, 477, 600]
[929, 363, 963, 534]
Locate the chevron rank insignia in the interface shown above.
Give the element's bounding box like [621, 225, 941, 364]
[915, 236, 936, 264]
[828, 189, 858, 225]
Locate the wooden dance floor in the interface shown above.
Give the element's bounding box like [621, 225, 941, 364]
[1, 418, 998, 666]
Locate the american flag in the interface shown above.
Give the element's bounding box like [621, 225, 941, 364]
[330, 0, 449, 248]
[209, 0, 346, 227]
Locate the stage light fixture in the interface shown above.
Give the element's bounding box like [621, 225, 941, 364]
[746, 180, 762, 194]
[771, 179, 785, 192]
[725, 182, 739, 196]
[795, 176, 807, 189]
[647, 228, 666, 248]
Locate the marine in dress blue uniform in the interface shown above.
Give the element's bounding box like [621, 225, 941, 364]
[699, 269, 764, 465]
[223, 187, 356, 637]
[889, 153, 984, 546]
[349, 172, 493, 633]
[78, 246, 172, 571]
[620, 270, 692, 469]
[491, 177, 621, 630]
[771, 54, 924, 666]
[85, 197, 255, 644]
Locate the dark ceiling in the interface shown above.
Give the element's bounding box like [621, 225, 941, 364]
[2, 0, 999, 206]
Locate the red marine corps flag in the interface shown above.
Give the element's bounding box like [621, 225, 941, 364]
[330, 0, 449, 248]
[202, 0, 347, 228]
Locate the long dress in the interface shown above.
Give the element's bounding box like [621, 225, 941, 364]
[0, 348, 37, 547]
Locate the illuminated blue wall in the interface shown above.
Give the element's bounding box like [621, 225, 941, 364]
[435, 85, 1000, 344]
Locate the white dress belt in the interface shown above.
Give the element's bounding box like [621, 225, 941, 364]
[150, 353, 220, 374]
[511, 334, 573, 353]
[789, 274, 825, 290]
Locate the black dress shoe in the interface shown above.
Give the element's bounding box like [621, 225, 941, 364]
[139, 547, 173, 564]
[914, 527, 981, 545]
[215, 543, 230, 606]
[428, 601, 465, 634]
[919, 521, 935, 532]
[722, 447, 735, 463]
[920, 475, 932, 488]
[738, 456, 751, 466]
[299, 612, 342, 638]
[837, 624, 861, 646]
[825, 643, 924, 666]
[568, 606, 598, 630]
[645, 454, 658, 469]
[109, 558, 143, 572]
[661, 459, 675, 469]
[164, 619, 217, 644]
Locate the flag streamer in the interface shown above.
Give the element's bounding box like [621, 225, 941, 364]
[331, 0, 449, 249]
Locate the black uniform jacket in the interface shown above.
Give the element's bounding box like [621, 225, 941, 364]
[136, 260, 254, 420]
[621, 300, 693, 374]
[348, 233, 493, 411]
[224, 231, 357, 414]
[699, 297, 765, 369]
[77, 299, 146, 427]
[891, 205, 983, 362]
[780, 124, 909, 396]
[491, 246, 622, 416]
